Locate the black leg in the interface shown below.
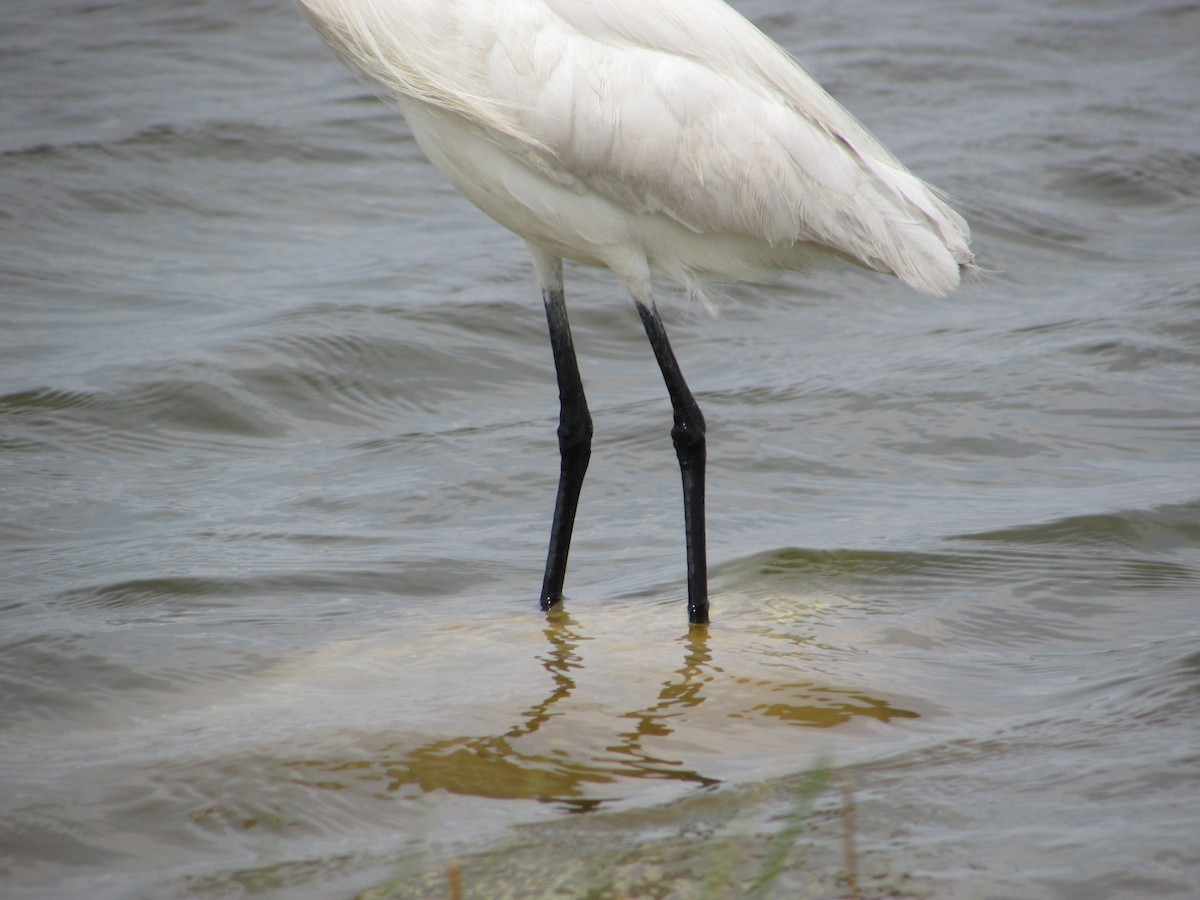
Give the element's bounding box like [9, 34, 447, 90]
[539, 283, 593, 610]
[636, 300, 709, 625]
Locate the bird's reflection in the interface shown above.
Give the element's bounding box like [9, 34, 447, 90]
[609, 625, 716, 759]
[502, 606, 589, 740]
[284, 613, 917, 811]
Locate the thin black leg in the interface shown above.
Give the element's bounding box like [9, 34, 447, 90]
[636, 301, 709, 625]
[539, 284, 592, 610]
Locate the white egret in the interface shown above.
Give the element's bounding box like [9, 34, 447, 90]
[295, 0, 975, 625]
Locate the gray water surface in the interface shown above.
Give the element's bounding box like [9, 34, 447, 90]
[3, 1, 1199, 897]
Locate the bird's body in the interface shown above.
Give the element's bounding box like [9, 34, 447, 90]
[296, 0, 974, 624]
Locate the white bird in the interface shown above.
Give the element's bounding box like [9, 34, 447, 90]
[295, 0, 974, 625]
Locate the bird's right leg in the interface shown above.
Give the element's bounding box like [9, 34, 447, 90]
[531, 249, 592, 611]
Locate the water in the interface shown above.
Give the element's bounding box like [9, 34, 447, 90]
[2, 0, 1199, 896]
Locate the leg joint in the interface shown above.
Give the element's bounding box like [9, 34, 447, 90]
[671, 416, 705, 473]
[558, 412, 593, 453]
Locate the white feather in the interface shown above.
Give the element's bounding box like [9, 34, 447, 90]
[296, 0, 974, 297]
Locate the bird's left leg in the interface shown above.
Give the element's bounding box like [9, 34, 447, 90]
[633, 295, 709, 626]
[530, 247, 592, 611]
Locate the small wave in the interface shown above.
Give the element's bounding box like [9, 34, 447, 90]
[1049, 149, 1200, 208]
[0, 385, 102, 418]
[950, 499, 1200, 555]
[52, 559, 502, 616]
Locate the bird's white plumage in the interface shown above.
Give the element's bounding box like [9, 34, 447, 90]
[296, 0, 973, 296]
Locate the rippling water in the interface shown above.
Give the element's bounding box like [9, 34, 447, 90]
[3, 0, 1199, 897]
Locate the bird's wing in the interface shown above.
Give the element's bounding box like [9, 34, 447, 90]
[297, 0, 972, 294]
[519, 0, 972, 293]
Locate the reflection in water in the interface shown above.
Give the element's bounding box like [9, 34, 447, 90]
[602, 624, 719, 794]
[742, 686, 920, 728]
[509, 606, 589, 741]
[282, 612, 919, 812]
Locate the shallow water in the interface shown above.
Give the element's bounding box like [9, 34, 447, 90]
[2, 0, 1199, 897]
